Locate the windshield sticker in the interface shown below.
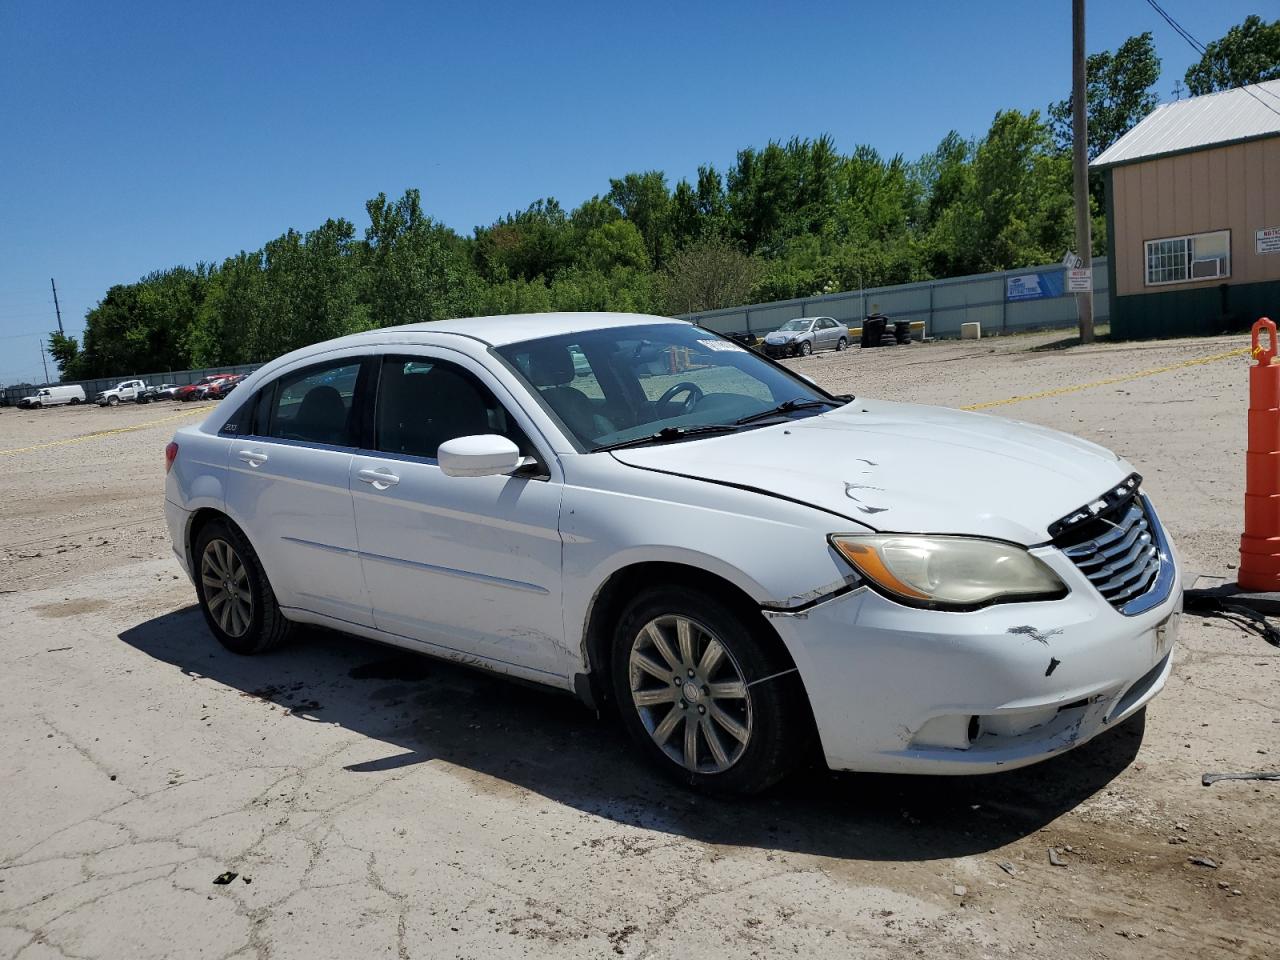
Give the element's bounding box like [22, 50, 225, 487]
[696, 339, 743, 352]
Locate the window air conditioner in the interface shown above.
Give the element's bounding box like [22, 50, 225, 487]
[1190, 257, 1225, 279]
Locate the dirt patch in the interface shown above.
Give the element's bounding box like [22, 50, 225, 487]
[33, 597, 111, 618]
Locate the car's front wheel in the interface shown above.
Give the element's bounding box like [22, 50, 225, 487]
[107, 396, 119, 406]
[798, 340, 812, 356]
[194, 518, 292, 655]
[610, 586, 805, 794]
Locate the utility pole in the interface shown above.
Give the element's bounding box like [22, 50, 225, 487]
[39, 339, 50, 385]
[50, 278, 64, 334]
[1071, 0, 1095, 343]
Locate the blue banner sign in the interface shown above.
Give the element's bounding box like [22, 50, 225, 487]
[1006, 271, 1064, 301]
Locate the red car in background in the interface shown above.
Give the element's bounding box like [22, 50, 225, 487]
[176, 375, 233, 401]
[201, 374, 245, 400]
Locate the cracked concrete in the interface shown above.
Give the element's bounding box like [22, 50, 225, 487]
[3, 332, 1279, 958]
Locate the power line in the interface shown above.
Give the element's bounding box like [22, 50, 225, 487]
[1143, 0, 1280, 120]
[0, 330, 52, 340]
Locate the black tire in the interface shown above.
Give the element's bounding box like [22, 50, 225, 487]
[193, 517, 292, 655]
[798, 340, 812, 357]
[836, 337, 847, 351]
[69, 397, 81, 405]
[610, 585, 807, 794]
[108, 396, 119, 406]
[30, 401, 41, 410]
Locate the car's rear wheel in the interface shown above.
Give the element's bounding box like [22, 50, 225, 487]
[836, 337, 848, 351]
[799, 340, 812, 356]
[610, 586, 805, 794]
[194, 518, 292, 655]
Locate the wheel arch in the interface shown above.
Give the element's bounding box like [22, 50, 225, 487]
[578, 560, 807, 713]
[185, 508, 260, 576]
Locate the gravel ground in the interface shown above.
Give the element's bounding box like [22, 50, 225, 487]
[1, 332, 1276, 960]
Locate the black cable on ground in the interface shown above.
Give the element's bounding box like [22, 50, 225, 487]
[1183, 589, 1280, 647]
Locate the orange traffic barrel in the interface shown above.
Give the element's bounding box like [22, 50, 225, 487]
[1240, 318, 1280, 590]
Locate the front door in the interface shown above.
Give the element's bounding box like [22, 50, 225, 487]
[350, 352, 568, 679]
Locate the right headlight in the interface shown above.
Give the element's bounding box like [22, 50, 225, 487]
[831, 534, 1067, 610]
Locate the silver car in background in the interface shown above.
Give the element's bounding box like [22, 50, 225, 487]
[761, 316, 848, 358]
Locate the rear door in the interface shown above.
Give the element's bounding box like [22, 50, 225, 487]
[350, 351, 568, 679]
[221, 354, 374, 626]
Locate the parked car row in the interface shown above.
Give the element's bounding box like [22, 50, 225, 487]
[14, 375, 247, 410]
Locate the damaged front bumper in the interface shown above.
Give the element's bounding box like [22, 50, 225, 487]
[766, 545, 1182, 774]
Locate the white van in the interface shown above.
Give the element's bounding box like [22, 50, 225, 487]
[17, 385, 86, 409]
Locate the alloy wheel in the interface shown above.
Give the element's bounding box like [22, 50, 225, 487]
[201, 538, 253, 638]
[628, 614, 753, 774]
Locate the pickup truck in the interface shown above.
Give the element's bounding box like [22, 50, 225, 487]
[96, 380, 148, 406]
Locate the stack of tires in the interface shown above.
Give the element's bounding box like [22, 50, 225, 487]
[894, 320, 913, 345]
[860, 315, 888, 348]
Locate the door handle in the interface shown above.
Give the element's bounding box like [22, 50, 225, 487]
[237, 449, 268, 467]
[357, 467, 400, 489]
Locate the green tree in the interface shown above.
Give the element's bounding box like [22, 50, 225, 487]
[47, 330, 82, 380]
[473, 198, 574, 283]
[578, 219, 650, 274]
[662, 239, 762, 314]
[1185, 15, 1280, 95]
[363, 189, 478, 328]
[608, 172, 673, 269]
[930, 110, 1073, 276]
[1050, 32, 1161, 159]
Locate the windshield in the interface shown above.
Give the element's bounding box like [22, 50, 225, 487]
[777, 319, 812, 332]
[496, 323, 839, 451]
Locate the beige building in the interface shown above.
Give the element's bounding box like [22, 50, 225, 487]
[1092, 80, 1280, 338]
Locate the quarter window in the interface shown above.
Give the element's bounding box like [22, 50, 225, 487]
[1144, 230, 1230, 286]
[265, 360, 362, 446]
[375, 356, 532, 459]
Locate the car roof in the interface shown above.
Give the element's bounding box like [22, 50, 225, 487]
[336, 312, 692, 350]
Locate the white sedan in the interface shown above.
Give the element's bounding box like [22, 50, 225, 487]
[164, 312, 1181, 793]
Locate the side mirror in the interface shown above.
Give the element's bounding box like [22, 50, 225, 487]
[438, 434, 526, 478]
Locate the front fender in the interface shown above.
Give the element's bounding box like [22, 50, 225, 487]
[559, 455, 867, 672]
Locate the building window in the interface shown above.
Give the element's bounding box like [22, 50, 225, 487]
[1144, 230, 1230, 286]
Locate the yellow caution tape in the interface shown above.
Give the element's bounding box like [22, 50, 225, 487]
[961, 346, 1249, 412]
[0, 404, 210, 456]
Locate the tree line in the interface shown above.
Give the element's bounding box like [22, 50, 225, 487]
[46, 16, 1279, 382]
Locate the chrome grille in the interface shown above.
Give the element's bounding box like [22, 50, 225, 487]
[1052, 477, 1163, 611]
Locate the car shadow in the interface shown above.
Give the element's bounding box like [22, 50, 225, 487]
[119, 606, 1144, 863]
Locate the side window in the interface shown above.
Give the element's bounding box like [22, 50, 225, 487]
[265, 360, 362, 446]
[220, 384, 271, 436]
[376, 356, 532, 459]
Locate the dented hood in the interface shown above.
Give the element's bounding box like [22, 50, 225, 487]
[609, 398, 1129, 544]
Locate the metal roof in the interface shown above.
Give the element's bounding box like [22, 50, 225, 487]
[1092, 79, 1280, 169]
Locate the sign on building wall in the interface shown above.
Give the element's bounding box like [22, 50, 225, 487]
[1006, 271, 1065, 301]
[1257, 227, 1280, 255]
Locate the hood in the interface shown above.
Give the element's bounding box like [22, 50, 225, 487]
[764, 331, 800, 343]
[608, 398, 1128, 544]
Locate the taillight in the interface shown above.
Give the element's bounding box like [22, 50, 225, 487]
[165, 441, 179, 474]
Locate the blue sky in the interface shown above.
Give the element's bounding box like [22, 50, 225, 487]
[0, 0, 1262, 382]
